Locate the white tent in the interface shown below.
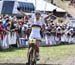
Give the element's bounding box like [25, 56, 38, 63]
[16, 0, 66, 12]
[32, 0, 66, 12]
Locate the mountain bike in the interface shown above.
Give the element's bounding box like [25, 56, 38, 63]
[27, 39, 37, 65]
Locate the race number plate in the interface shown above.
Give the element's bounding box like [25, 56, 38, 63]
[28, 39, 36, 44]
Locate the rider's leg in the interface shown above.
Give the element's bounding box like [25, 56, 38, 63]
[36, 40, 40, 60]
[36, 40, 39, 53]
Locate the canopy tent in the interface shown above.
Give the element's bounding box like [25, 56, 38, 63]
[17, 0, 66, 12]
[33, 0, 66, 12]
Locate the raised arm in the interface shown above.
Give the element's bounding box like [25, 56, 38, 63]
[44, 13, 57, 21]
[17, 7, 28, 18]
[44, 9, 57, 21]
[20, 10, 27, 16]
[44, 13, 53, 21]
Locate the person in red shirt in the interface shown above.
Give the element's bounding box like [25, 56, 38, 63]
[0, 20, 5, 32]
[0, 20, 5, 40]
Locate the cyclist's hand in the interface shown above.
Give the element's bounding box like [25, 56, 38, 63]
[17, 7, 22, 12]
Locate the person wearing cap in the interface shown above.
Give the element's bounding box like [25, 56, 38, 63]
[19, 9, 53, 60]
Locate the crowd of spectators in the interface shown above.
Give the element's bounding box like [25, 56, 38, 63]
[0, 14, 75, 49]
[0, 15, 29, 48]
[45, 18, 75, 45]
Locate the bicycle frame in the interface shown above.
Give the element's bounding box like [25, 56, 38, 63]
[27, 39, 37, 65]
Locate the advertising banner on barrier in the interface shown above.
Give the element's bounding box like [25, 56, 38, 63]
[2, 35, 9, 49]
[8, 32, 16, 45]
[19, 38, 28, 47]
[0, 31, 75, 49]
[45, 34, 56, 46]
[68, 18, 75, 27]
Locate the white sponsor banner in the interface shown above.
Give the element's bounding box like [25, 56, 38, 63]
[8, 32, 16, 45]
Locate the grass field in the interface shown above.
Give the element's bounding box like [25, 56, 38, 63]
[0, 44, 75, 65]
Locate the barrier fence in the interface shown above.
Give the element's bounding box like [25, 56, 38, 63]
[0, 31, 75, 49]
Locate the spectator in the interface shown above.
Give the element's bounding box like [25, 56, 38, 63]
[0, 20, 5, 32]
[0, 20, 5, 41]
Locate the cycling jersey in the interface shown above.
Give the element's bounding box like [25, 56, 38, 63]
[29, 17, 45, 40]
